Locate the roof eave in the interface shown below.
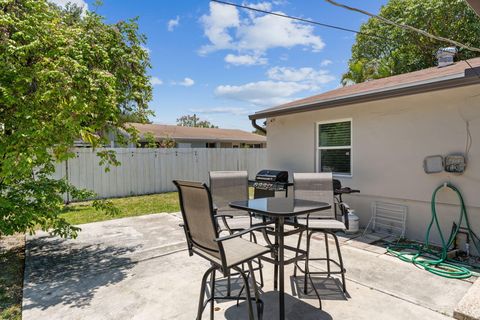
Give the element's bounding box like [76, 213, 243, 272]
[249, 75, 480, 120]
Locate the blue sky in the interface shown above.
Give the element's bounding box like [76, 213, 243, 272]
[52, 0, 388, 131]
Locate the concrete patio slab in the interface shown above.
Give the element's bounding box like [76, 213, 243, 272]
[454, 278, 480, 320]
[22, 213, 473, 319]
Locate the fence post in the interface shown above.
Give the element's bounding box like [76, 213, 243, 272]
[65, 158, 70, 204]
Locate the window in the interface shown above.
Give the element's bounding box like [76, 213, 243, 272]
[317, 120, 352, 176]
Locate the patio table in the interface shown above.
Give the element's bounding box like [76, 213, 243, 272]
[229, 197, 331, 320]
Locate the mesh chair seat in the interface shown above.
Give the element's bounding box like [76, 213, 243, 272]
[297, 218, 346, 230]
[199, 237, 270, 268]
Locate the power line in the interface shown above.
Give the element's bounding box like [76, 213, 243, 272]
[210, 0, 390, 41]
[324, 0, 480, 53]
[211, 0, 480, 54]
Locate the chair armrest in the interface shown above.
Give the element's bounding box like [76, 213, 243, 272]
[213, 214, 235, 234]
[214, 226, 272, 242]
[213, 214, 234, 219]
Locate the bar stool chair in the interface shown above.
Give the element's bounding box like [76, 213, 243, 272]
[209, 171, 265, 288]
[174, 180, 271, 320]
[292, 172, 347, 296]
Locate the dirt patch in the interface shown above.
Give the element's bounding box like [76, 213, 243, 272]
[0, 234, 25, 320]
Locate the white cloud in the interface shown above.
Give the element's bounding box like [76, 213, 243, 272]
[167, 16, 180, 32]
[199, 2, 324, 60]
[150, 77, 163, 86]
[320, 59, 333, 66]
[173, 77, 195, 87]
[215, 81, 310, 106]
[224, 54, 267, 66]
[246, 2, 272, 11]
[243, 2, 272, 19]
[267, 66, 335, 87]
[190, 107, 250, 116]
[199, 2, 240, 54]
[48, 0, 88, 11]
[215, 66, 335, 106]
[236, 14, 324, 53]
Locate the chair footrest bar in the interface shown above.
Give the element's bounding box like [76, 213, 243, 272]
[294, 259, 346, 275]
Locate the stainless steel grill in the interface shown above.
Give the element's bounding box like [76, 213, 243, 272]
[252, 169, 289, 198]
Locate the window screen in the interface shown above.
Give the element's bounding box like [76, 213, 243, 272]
[317, 121, 351, 175]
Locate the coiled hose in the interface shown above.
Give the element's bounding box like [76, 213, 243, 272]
[387, 183, 480, 279]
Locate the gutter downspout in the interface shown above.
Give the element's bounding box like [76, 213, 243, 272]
[251, 119, 266, 134]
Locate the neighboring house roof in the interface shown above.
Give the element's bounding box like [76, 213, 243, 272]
[250, 58, 480, 120]
[466, 0, 480, 17]
[127, 123, 266, 143]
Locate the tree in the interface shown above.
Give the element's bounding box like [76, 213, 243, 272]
[120, 111, 153, 124]
[138, 132, 176, 148]
[159, 135, 176, 148]
[176, 114, 218, 128]
[0, 0, 152, 237]
[342, 0, 480, 85]
[140, 132, 158, 148]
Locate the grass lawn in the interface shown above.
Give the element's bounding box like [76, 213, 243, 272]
[0, 188, 254, 319]
[61, 192, 180, 225]
[1, 192, 180, 320]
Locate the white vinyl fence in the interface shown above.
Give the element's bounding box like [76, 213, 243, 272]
[53, 148, 266, 201]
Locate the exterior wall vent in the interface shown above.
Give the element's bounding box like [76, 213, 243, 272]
[436, 47, 457, 68]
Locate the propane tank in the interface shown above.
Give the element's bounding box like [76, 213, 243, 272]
[343, 209, 360, 234]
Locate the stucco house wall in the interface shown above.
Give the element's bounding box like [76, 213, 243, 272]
[266, 84, 480, 248]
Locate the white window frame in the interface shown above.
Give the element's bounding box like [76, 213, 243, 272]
[315, 118, 353, 178]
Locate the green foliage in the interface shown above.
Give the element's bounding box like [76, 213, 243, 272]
[0, 0, 152, 237]
[137, 132, 176, 148]
[141, 132, 158, 148]
[159, 135, 176, 148]
[343, 0, 480, 84]
[176, 114, 218, 128]
[119, 111, 153, 124]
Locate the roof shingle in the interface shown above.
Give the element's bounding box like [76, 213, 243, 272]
[127, 123, 266, 143]
[250, 58, 480, 119]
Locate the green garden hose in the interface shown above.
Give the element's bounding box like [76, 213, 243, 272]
[387, 183, 480, 279]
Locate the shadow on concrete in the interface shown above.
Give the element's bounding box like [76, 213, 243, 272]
[291, 276, 350, 300]
[23, 236, 139, 311]
[224, 291, 333, 320]
[210, 275, 245, 302]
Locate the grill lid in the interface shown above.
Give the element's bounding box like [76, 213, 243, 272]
[255, 169, 289, 182]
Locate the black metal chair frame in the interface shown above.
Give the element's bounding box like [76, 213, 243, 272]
[293, 215, 347, 294]
[291, 175, 348, 301]
[209, 171, 266, 289]
[174, 180, 272, 320]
